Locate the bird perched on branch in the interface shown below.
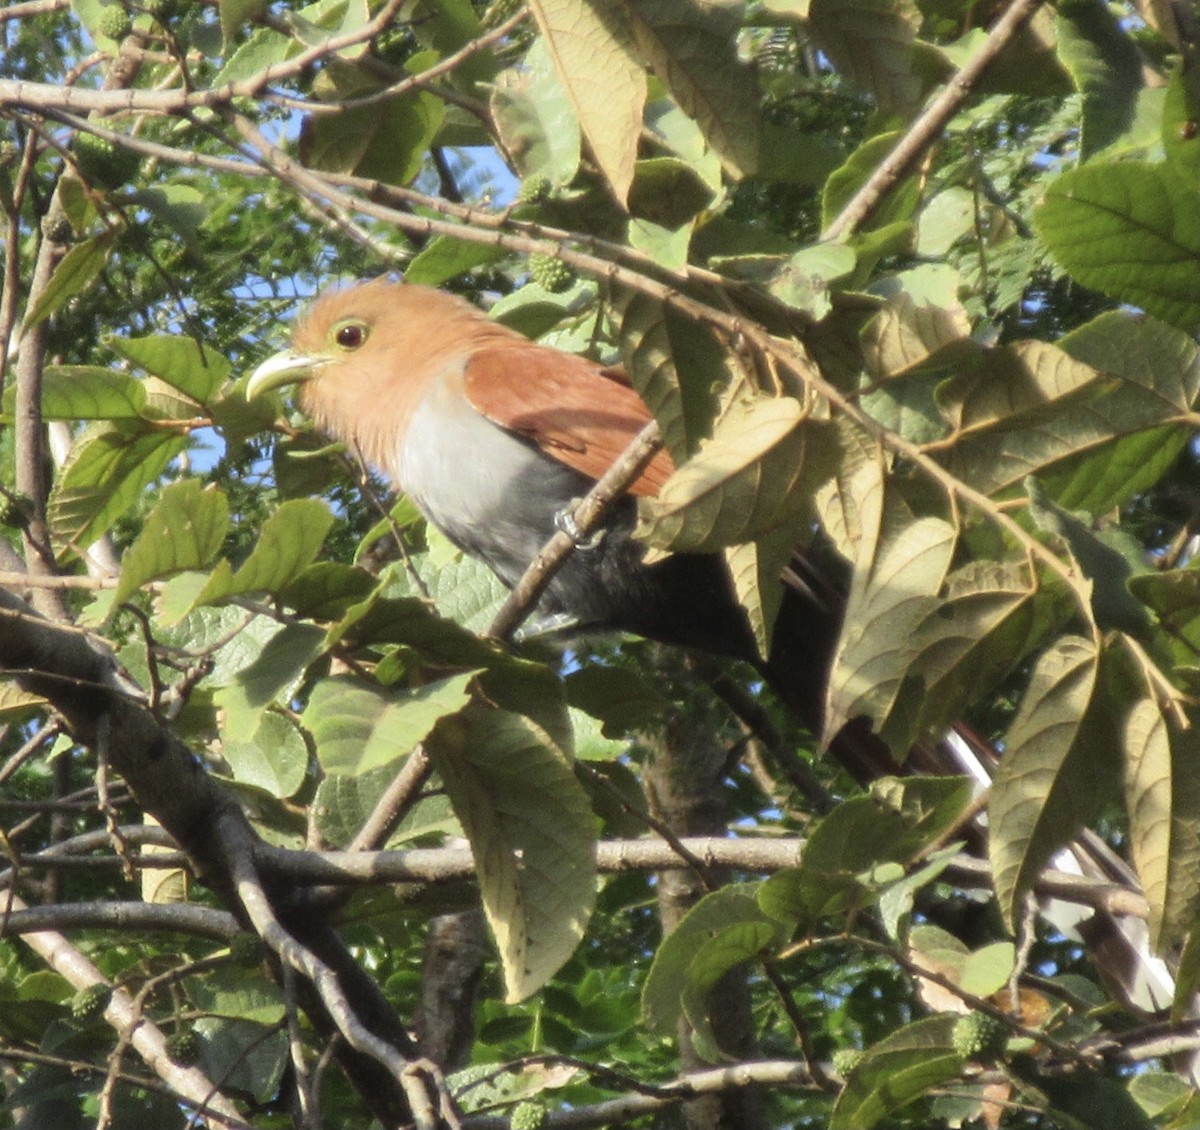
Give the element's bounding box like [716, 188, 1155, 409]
[246, 278, 840, 728]
[246, 278, 1181, 1027]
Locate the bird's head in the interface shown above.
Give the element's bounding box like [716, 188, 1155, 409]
[245, 278, 520, 473]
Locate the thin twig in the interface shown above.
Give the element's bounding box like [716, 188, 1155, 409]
[821, 0, 1047, 241]
[486, 420, 663, 641]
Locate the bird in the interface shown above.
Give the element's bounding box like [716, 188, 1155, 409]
[245, 278, 842, 724]
[246, 277, 1182, 1028]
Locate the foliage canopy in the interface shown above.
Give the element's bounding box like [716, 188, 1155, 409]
[1, 0, 1200, 1127]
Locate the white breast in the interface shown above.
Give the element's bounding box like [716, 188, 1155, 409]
[396, 370, 592, 589]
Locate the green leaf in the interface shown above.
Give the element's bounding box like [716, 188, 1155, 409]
[680, 920, 781, 1061]
[830, 1014, 963, 1129]
[958, 941, 1015, 997]
[628, 217, 692, 270]
[48, 420, 182, 552]
[428, 707, 595, 1001]
[642, 886, 776, 1034]
[315, 768, 456, 848]
[211, 26, 296, 85]
[214, 623, 327, 737]
[823, 129, 922, 233]
[27, 366, 146, 420]
[194, 499, 334, 606]
[527, 0, 646, 202]
[193, 1017, 287, 1106]
[1128, 1072, 1199, 1123]
[635, 394, 814, 552]
[1039, 1074, 1156, 1130]
[988, 635, 1119, 930]
[1035, 162, 1200, 334]
[22, 232, 116, 329]
[221, 710, 309, 799]
[1163, 63, 1200, 188]
[113, 480, 229, 604]
[403, 234, 510, 288]
[108, 334, 230, 403]
[758, 794, 909, 929]
[304, 672, 477, 777]
[218, 0, 271, 43]
[489, 37, 581, 183]
[187, 965, 284, 1024]
[1056, 0, 1145, 159]
[768, 243, 857, 318]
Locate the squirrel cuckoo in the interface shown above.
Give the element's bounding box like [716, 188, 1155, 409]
[246, 278, 840, 725]
[245, 280, 1182, 1019]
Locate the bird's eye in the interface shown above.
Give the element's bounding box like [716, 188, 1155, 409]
[333, 321, 367, 350]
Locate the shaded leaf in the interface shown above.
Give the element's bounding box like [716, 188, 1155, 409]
[428, 708, 595, 1001]
[612, 286, 727, 461]
[622, 0, 759, 177]
[636, 394, 814, 552]
[23, 232, 116, 329]
[825, 466, 957, 747]
[878, 561, 1062, 753]
[988, 635, 1118, 930]
[489, 37, 581, 183]
[527, 0, 646, 203]
[1056, 0, 1145, 159]
[643, 886, 777, 1034]
[1123, 693, 1200, 950]
[808, 0, 922, 112]
[830, 1014, 963, 1130]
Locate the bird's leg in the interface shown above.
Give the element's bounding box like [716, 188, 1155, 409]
[513, 611, 585, 642]
[553, 502, 605, 550]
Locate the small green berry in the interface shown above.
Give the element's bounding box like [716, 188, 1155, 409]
[528, 253, 574, 293]
[1, 492, 33, 531]
[166, 1029, 202, 1065]
[96, 4, 133, 41]
[140, 0, 177, 20]
[510, 1099, 548, 1130]
[229, 933, 264, 968]
[517, 174, 552, 204]
[74, 132, 141, 191]
[951, 1011, 1008, 1061]
[41, 213, 74, 244]
[70, 983, 112, 1020]
[831, 1047, 863, 1076]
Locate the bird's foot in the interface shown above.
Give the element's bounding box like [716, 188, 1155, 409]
[514, 612, 583, 643]
[554, 505, 604, 550]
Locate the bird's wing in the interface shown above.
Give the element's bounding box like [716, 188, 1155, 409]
[463, 344, 675, 497]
